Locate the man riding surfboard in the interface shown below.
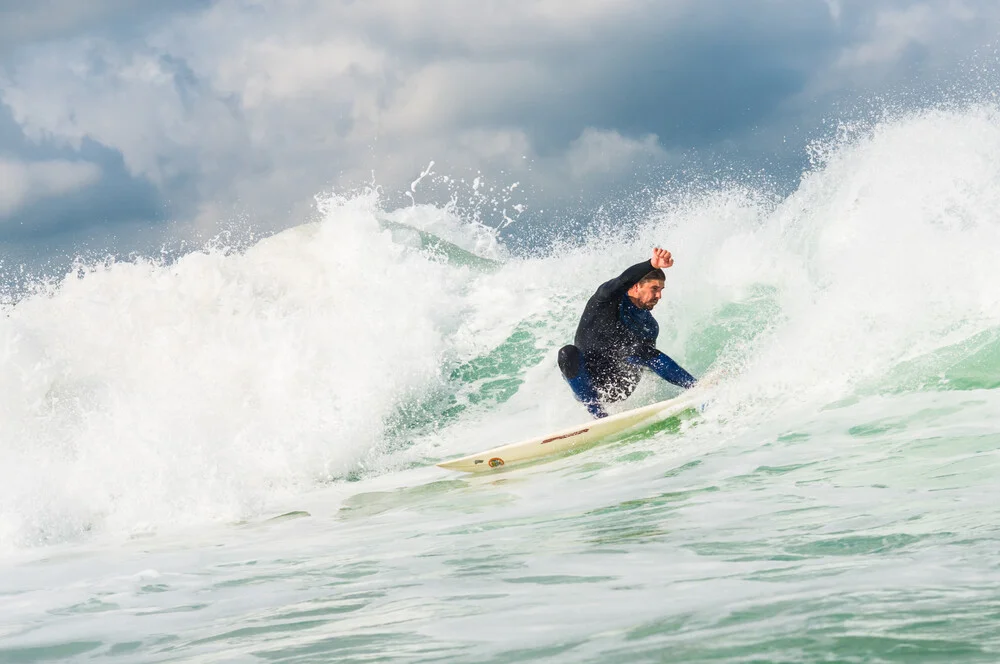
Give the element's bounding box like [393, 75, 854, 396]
[558, 248, 696, 418]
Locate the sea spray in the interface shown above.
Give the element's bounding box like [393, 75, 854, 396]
[4, 105, 1000, 555]
[0, 193, 476, 548]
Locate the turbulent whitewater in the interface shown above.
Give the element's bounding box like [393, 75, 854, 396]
[2, 106, 1000, 662]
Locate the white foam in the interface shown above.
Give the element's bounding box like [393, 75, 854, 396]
[0, 192, 471, 549]
[5, 105, 1000, 551]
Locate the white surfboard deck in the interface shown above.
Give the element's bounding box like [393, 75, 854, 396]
[437, 392, 703, 473]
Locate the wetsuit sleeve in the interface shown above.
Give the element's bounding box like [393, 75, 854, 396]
[626, 351, 697, 388]
[593, 260, 655, 302]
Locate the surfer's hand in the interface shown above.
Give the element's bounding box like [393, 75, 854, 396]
[651, 248, 673, 269]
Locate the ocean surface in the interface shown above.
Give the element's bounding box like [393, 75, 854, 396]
[2, 106, 1000, 662]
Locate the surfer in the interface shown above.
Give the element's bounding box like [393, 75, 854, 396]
[558, 248, 696, 418]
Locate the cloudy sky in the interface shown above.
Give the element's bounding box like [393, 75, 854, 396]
[1, 0, 998, 260]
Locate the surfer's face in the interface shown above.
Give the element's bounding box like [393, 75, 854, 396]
[628, 279, 664, 310]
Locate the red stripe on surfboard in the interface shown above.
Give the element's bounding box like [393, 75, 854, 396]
[542, 428, 590, 444]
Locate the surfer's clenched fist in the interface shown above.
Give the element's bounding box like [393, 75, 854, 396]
[651, 247, 673, 269]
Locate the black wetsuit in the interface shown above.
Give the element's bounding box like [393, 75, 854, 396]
[558, 259, 695, 417]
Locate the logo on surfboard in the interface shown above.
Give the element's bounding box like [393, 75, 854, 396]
[488, 457, 505, 468]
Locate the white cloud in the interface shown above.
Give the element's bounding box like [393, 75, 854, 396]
[1, 0, 686, 233]
[0, 1, 200, 53]
[2, 43, 246, 188]
[239, 40, 385, 108]
[381, 59, 546, 135]
[834, 0, 982, 72]
[778, 0, 1000, 126]
[0, 158, 101, 219]
[1, 0, 998, 241]
[0, 0, 130, 45]
[836, 4, 937, 69]
[565, 129, 667, 179]
[824, 0, 843, 22]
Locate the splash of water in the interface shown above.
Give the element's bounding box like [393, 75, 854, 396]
[3, 105, 1000, 552]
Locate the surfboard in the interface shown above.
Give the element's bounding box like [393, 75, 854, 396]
[436, 392, 704, 473]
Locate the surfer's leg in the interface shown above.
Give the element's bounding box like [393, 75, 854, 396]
[557, 345, 608, 418]
[599, 364, 642, 403]
[626, 350, 696, 389]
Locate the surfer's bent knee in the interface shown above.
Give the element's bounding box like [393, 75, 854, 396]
[558, 344, 583, 381]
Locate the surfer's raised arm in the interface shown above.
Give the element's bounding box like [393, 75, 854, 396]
[558, 247, 694, 419]
[594, 248, 674, 302]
